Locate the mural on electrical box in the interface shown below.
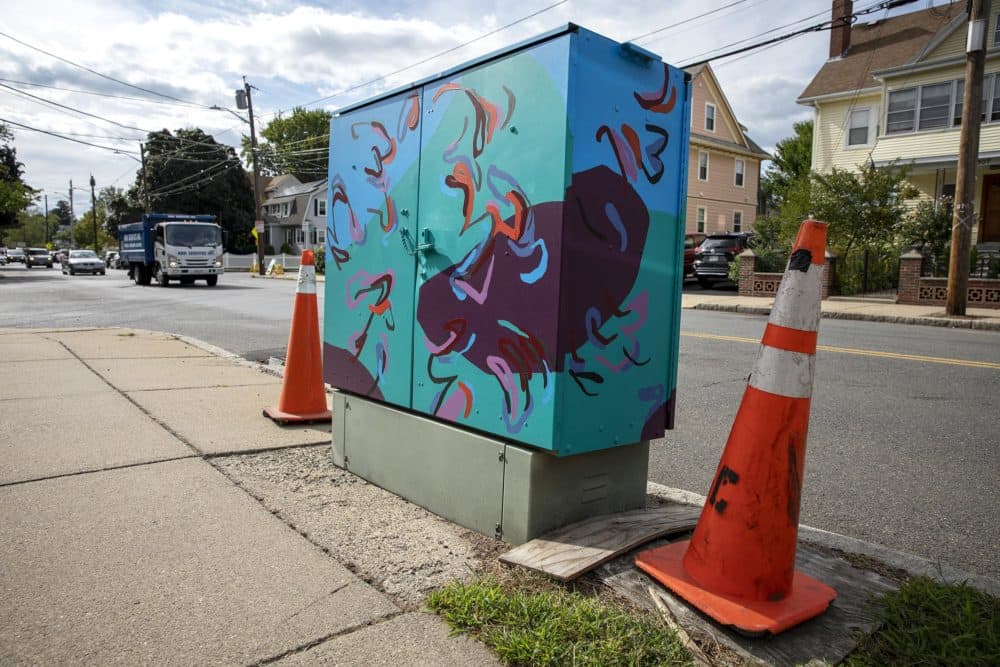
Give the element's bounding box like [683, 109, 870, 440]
[324, 30, 689, 455]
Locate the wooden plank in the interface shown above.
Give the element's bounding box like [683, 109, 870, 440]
[499, 505, 700, 581]
[598, 542, 899, 667]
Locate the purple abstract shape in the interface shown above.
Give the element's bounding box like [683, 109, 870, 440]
[324, 343, 385, 401]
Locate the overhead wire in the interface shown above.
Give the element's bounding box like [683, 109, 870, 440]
[0, 30, 211, 108]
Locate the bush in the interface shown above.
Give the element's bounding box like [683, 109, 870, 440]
[279, 242, 294, 255]
[314, 250, 325, 275]
[264, 243, 275, 255]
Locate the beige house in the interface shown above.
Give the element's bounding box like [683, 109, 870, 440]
[685, 63, 770, 236]
[798, 0, 1000, 247]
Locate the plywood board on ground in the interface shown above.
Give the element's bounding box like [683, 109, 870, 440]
[499, 505, 701, 581]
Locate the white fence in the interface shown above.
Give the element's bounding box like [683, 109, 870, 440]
[223, 253, 302, 272]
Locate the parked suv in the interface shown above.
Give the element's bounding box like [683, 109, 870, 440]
[692, 233, 754, 288]
[24, 247, 53, 268]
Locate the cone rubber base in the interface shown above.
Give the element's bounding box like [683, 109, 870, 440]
[636, 540, 837, 635]
[263, 406, 332, 425]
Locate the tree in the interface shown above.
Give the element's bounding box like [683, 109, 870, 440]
[98, 186, 142, 237]
[137, 128, 255, 252]
[53, 199, 73, 228]
[56, 208, 115, 250]
[0, 124, 36, 243]
[760, 120, 812, 215]
[241, 107, 330, 182]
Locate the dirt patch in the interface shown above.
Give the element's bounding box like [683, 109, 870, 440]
[212, 445, 503, 609]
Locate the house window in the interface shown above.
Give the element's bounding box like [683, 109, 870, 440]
[733, 210, 742, 232]
[995, 14, 1000, 46]
[847, 108, 870, 146]
[734, 159, 745, 186]
[918, 82, 952, 130]
[887, 88, 917, 133]
[314, 198, 326, 217]
[284, 228, 297, 245]
[281, 202, 290, 218]
[705, 103, 716, 132]
[698, 151, 709, 180]
[696, 207, 706, 233]
[953, 77, 991, 125]
[317, 229, 326, 245]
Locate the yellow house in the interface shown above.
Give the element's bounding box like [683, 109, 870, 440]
[798, 0, 1000, 247]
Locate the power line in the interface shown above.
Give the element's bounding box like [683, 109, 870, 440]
[0, 116, 139, 156]
[0, 30, 211, 108]
[629, 0, 754, 43]
[0, 77, 206, 109]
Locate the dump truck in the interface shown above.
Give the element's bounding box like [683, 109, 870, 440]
[119, 213, 224, 286]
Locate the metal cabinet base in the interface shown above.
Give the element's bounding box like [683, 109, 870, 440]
[331, 391, 649, 544]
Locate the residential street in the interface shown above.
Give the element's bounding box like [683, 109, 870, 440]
[2, 264, 998, 579]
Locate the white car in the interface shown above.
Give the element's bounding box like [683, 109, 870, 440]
[62, 250, 106, 276]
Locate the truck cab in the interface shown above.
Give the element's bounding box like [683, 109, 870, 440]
[120, 214, 224, 287]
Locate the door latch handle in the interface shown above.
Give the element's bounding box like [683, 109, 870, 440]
[399, 228, 435, 256]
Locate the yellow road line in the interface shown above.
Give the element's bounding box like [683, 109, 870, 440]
[681, 332, 1000, 370]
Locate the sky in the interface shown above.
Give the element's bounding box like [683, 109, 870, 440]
[0, 0, 953, 218]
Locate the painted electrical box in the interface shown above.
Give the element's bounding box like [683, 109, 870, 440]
[323, 24, 690, 456]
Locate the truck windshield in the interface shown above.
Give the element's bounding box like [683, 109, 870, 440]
[165, 224, 221, 247]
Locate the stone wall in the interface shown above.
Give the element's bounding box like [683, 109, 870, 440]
[737, 250, 836, 299]
[896, 250, 1000, 308]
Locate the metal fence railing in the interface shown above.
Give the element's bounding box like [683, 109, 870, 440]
[223, 253, 301, 271]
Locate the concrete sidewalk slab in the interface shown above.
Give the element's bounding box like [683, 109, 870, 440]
[278, 612, 499, 666]
[0, 458, 398, 665]
[91, 356, 280, 392]
[0, 332, 74, 361]
[47, 328, 213, 359]
[0, 392, 192, 485]
[127, 384, 330, 455]
[0, 358, 109, 400]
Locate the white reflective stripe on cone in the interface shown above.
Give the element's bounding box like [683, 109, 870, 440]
[748, 346, 815, 398]
[297, 265, 317, 294]
[768, 264, 824, 332]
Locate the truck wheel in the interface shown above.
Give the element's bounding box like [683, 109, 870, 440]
[205, 275, 218, 287]
[155, 264, 169, 287]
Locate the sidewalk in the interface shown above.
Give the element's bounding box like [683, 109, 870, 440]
[0, 327, 497, 666]
[682, 292, 1000, 330]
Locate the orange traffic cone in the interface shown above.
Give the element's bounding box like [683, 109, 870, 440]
[264, 250, 332, 425]
[636, 219, 836, 635]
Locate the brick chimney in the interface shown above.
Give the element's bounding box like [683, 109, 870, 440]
[830, 0, 853, 58]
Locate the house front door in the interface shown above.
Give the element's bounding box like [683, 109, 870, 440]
[980, 174, 1000, 242]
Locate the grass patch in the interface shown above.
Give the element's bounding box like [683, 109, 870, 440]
[847, 576, 1000, 666]
[427, 578, 691, 666]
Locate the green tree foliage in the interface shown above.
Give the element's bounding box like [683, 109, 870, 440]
[137, 128, 255, 252]
[242, 107, 330, 182]
[810, 163, 918, 257]
[898, 197, 953, 276]
[53, 199, 73, 228]
[0, 124, 37, 243]
[56, 208, 115, 251]
[99, 186, 143, 237]
[760, 120, 812, 215]
[8, 211, 50, 246]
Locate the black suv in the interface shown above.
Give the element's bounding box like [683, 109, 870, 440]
[692, 233, 754, 288]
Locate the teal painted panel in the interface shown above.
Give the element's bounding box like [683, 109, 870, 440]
[411, 37, 571, 449]
[323, 91, 422, 406]
[553, 30, 691, 454]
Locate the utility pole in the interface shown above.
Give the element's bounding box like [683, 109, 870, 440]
[44, 194, 49, 244]
[90, 174, 98, 254]
[947, 0, 991, 316]
[140, 143, 151, 213]
[69, 179, 76, 249]
[237, 76, 265, 276]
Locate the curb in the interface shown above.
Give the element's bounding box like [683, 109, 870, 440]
[646, 481, 1000, 596]
[688, 303, 1000, 331]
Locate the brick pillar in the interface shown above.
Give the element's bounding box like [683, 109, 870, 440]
[897, 249, 924, 305]
[822, 249, 837, 300]
[738, 249, 756, 296]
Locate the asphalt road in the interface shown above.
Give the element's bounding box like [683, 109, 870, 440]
[2, 264, 998, 579]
